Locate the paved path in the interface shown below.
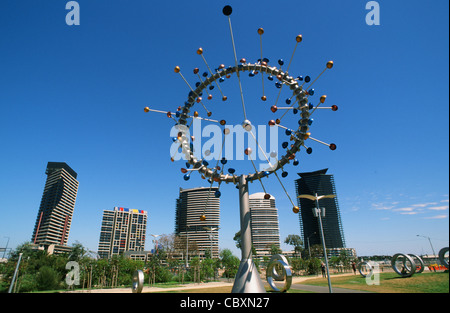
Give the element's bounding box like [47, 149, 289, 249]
[63, 281, 234, 293]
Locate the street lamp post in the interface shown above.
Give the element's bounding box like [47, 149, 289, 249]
[183, 225, 194, 268]
[150, 234, 161, 254]
[8, 253, 23, 293]
[204, 227, 219, 259]
[2, 237, 10, 259]
[298, 193, 336, 293]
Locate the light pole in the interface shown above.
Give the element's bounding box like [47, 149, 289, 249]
[298, 193, 335, 293]
[150, 234, 161, 254]
[8, 253, 23, 293]
[416, 234, 437, 262]
[203, 227, 219, 259]
[2, 236, 10, 259]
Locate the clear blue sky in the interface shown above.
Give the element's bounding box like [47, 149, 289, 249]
[0, 0, 448, 258]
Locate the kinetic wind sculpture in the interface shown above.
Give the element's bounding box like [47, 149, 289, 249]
[144, 5, 339, 293]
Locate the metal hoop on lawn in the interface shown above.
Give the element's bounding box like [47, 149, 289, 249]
[438, 247, 449, 269]
[356, 261, 373, 278]
[408, 254, 425, 274]
[131, 269, 144, 293]
[391, 253, 416, 277]
[266, 254, 292, 292]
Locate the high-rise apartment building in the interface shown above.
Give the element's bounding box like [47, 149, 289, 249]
[248, 192, 281, 258]
[31, 162, 79, 254]
[98, 207, 147, 259]
[295, 169, 346, 251]
[175, 187, 220, 259]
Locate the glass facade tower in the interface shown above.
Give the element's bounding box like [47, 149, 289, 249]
[295, 168, 346, 251]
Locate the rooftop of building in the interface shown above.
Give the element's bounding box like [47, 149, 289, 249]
[297, 168, 328, 178]
[179, 186, 219, 193]
[46, 162, 78, 179]
[249, 192, 275, 200]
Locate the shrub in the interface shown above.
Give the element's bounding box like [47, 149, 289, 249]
[36, 266, 60, 291]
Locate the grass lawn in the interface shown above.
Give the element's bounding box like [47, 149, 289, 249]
[143, 272, 449, 293]
[302, 271, 449, 293]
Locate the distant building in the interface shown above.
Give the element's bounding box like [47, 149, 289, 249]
[175, 187, 220, 259]
[295, 169, 346, 251]
[31, 162, 79, 254]
[248, 192, 281, 258]
[98, 207, 147, 259]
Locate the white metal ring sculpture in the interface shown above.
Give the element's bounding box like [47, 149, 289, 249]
[132, 269, 144, 293]
[356, 261, 373, 278]
[391, 253, 416, 277]
[438, 247, 449, 269]
[408, 254, 425, 274]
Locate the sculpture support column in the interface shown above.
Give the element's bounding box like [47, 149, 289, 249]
[231, 175, 266, 293]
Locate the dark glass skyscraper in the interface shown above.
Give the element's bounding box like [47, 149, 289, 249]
[295, 168, 345, 251]
[31, 162, 79, 253]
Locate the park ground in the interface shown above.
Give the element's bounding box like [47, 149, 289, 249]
[64, 270, 448, 293]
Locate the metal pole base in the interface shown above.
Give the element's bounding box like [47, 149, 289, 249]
[231, 259, 266, 293]
[232, 175, 266, 293]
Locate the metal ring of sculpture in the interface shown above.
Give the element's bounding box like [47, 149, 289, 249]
[132, 269, 144, 293]
[270, 254, 290, 281]
[266, 254, 292, 292]
[175, 61, 325, 185]
[408, 254, 425, 274]
[391, 253, 416, 277]
[438, 247, 449, 269]
[356, 261, 373, 278]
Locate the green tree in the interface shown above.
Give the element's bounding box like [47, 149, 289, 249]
[289, 257, 306, 276]
[284, 234, 303, 256]
[268, 243, 282, 256]
[233, 231, 257, 256]
[306, 258, 322, 275]
[220, 249, 239, 279]
[233, 231, 242, 249]
[68, 241, 87, 261]
[201, 258, 215, 281]
[36, 266, 60, 291]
